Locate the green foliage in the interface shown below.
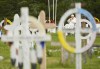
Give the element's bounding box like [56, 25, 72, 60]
[0, 0, 99, 22]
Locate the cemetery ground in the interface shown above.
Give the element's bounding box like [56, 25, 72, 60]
[0, 33, 100, 69]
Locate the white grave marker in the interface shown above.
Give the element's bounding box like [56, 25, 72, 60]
[57, 3, 97, 69]
[1, 7, 51, 69]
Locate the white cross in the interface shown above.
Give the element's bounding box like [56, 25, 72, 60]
[58, 3, 97, 69]
[1, 7, 51, 69]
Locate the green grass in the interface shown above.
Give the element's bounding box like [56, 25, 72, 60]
[0, 33, 100, 69]
[47, 55, 100, 69]
[47, 33, 100, 69]
[0, 41, 15, 69]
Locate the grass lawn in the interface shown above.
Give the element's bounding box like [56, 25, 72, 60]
[0, 33, 100, 69]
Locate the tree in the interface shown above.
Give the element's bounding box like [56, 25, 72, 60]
[0, 0, 99, 21]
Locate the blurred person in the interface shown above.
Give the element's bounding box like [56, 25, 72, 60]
[65, 14, 76, 35]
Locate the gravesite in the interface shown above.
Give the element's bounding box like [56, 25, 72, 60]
[0, 0, 100, 69]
